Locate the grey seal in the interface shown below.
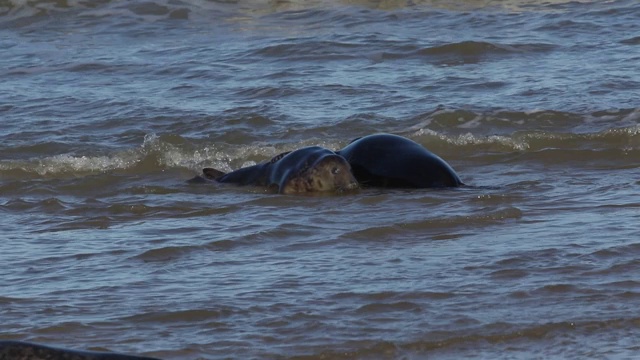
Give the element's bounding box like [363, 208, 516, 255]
[191, 146, 358, 194]
[336, 133, 462, 188]
[0, 340, 160, 360]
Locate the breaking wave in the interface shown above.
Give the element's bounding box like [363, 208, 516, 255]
[1, 113, 638, 179]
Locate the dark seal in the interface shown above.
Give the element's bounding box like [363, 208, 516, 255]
[192, 146, 358, 194]
[336, 133, 462, 188]
[0, 340, 160, 360]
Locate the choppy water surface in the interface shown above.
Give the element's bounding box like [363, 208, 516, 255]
[1, 0, 639, 358]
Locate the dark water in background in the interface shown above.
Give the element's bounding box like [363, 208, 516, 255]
[1, 0, 639, 359]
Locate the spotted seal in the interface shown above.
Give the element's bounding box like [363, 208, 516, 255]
[0, 340, 160, 360]
[336, 133, 462, 188]
[191, 146, 358, 194]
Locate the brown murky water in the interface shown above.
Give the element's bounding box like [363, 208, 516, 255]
[1, 0, 639, 358]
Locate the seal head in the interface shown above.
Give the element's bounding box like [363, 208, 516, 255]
[274, 151, 358, 194]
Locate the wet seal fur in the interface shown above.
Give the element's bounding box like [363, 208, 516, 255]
[0, 340, 160, 360]
[191, 146, 358, 194]
[336, 133, 462, 188]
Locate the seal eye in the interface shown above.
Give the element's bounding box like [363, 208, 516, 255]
[331, 167, 340, 175]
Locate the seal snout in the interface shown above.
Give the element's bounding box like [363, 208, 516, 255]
[338, 178, 360, 192]
[318, 155, 359, 192]
[335, 165, 359, 192]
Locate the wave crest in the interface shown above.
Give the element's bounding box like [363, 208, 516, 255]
[1, 110, 638, 179]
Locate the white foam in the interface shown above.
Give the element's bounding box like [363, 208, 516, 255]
[458, 114, 484, 129]
[34, 153, 138, 175]
[414, 128, 530, 151]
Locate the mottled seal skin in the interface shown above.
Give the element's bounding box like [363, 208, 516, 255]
[0, 341, 160, 360]
[193, 146, 359, 194]
[336, 133, 462, 188]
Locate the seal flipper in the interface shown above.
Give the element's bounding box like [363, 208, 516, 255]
[186, 168, 226, 184]
[202, 167, 226, 180]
